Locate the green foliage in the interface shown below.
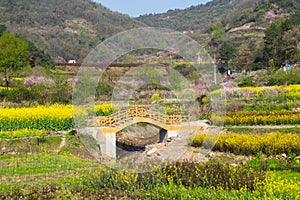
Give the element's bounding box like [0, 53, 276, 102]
[235, 75, 255, 87]
[161, 162, 265, 191]
[94, 103, 119, 116]
[150, 93, 160, 102]
[218, 41, 237, 67]
[264, 12, 300, 68]
[50, 79, 72, 104]
[0, 117, 74, 131]
[243, 104, 293, 111]
[138, 0, 259, 32]
[0, 24, 6, 36]
[26, 40, 54, 68]
[247, 153, 300, 172]
[0, 81, 73, 105]
[0, 157, 269, 199]
[139, 0, 300, 74]
[0, 32, 29, 89]
[0, 0, 140, 61]
[211, 21, 225, 44]
[96, 81, 113, 97]
[267, 70, 300, 86]
[0, 137, 62, 155]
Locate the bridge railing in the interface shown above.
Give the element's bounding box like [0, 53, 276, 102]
[94, 105, 190, 128]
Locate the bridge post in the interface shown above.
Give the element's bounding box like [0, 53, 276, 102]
[96, 131, 116, 159]
[167, 130, 179, 138]
[159, 129, 168, 142]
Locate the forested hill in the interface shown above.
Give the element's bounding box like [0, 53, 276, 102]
[137, 0, 299, 33]
[137, 0, 261, 32]
[137, 0, 300, 71]
[0, 0, 143, 61]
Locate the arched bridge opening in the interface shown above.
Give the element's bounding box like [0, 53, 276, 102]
[90, 106, 202, 159]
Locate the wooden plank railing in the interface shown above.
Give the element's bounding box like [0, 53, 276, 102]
[94, 105, 190, 128]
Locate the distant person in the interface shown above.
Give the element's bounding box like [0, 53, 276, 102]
[227, 69, 231, 76]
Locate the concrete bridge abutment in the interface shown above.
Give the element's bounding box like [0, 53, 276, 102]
[96, 131, 116, 159]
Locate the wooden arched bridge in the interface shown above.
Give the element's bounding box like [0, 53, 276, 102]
[88, 105, 204, 159]
[92, 105, 203, 133]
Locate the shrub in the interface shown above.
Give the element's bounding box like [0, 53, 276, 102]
[235, 75, 255, 87]
[151, 93, 160, 102]
[267, 70, 300, 86]
[94, 103, 119, 116]
[83, 162, 265, 192]
[161, 162, 265, 191]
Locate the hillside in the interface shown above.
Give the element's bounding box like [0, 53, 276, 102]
[137, 0, 259, 32]
[0, 0, 143, 61]
[137, 0, 300, 71]
[137, 0, 298, 34]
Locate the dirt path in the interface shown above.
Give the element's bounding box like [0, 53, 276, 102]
[56, 135, 66, 152]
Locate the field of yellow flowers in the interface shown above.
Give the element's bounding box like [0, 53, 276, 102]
[191, 132, 300, 155]
[0, 104, 74, 131]
[0, 103, 118, 131]
[222, 110, 300, 125]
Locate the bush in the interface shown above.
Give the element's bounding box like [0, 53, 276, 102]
[243, 104, 293, 111]
[94, 103, 119, 116]
[268, 70, 300, 86]
[161, 162, 265, 191]
[235, 75, 255, 87]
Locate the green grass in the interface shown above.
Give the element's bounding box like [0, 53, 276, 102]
[0, 151, 299, 199]
[0, 136, 62, 154]
[0, 153, 99, 193]
[243, 104, 293, 111]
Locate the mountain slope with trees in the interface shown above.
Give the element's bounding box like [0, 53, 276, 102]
[137, 0, 300, 71]
[0, 0, 143, 62]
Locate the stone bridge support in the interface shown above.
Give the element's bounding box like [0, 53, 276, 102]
[159, 129, 179, 142]
[97, 129, 173, 159]
[96, 131, 116, 159]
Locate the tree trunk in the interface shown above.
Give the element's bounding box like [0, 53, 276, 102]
[4, 67, 9, 91]
[5, 75, 9, 91]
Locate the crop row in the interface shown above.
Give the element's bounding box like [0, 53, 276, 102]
[191, 132, 300, 155]
[211, 84, 300, 100]
[0, 129, 47, 139]
[213, 110, 300, 125]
